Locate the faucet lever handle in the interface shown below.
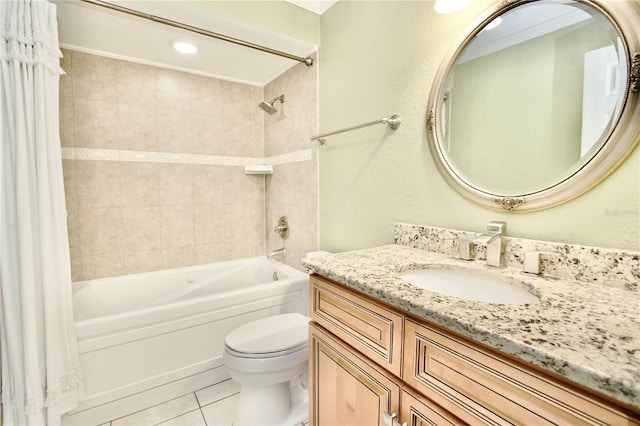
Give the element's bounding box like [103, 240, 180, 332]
[523, 251, 542, 275]
[458, 239, 474, 261]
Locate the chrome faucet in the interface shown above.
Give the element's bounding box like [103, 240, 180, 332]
[473, 221, 506, 267]
[268, 247, 286, 259]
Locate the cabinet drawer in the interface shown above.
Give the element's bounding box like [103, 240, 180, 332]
[404, 319, 637, 426]
[310, 275, 404, 377]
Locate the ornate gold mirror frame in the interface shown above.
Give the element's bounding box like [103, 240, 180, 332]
[427, 0, 640, 212]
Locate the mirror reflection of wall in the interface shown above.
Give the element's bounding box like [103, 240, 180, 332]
[443, 3, 626, 194]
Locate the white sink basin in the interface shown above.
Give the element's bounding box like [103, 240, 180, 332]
[399, 267, 539, 305]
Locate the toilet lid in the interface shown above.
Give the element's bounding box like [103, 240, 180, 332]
[225, 313, 310, 355]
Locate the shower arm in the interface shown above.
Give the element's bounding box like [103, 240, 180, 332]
[310, 115, 401, 145]
[79, 0, 314, 66]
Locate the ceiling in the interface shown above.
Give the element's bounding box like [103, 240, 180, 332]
[285, 0, 337, 15]
[54, 0, 322, 86]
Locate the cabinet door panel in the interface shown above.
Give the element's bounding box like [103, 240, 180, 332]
[400, 388, 465, 426]
[310, 275, 404, 377]
[310, 322, 401, 426]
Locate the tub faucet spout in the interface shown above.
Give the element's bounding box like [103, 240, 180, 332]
[268, 247, 286, 259]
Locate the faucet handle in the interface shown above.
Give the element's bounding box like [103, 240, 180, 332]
[523, 251, 542, 274]
[486, 221, 507, 235]
[458, 239, 474, 261]
[523, 250, 558, 275]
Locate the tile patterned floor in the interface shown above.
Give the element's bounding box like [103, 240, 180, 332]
[98, 379, 309, 426]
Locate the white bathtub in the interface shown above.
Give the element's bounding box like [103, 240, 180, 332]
[63, 257, 309, 426]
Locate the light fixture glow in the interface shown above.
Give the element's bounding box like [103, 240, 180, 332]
[170, 39, 198, 54]
[434, 0, 470, 14]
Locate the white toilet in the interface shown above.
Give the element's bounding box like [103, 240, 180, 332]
[223, 312, 310, 426]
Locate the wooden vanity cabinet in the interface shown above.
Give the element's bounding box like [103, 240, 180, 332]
[403, 319, 638, 426]
[310, 274, 404, 377]
[309, 322, 401, 426]
[400, 388, 465, 426]
[309, 274, 640, 426]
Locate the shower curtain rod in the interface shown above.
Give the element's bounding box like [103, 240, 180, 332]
[78, 0, 314, 66]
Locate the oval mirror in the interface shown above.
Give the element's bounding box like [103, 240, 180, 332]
[427, 0, 640, 211]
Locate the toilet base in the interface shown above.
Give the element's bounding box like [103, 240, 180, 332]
[232, 377, 308, 426]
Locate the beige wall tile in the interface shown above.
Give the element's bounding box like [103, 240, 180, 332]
[61, 49, 321, 280]
[190, 74, 222, 111]
[71, 51, 117, 102]
[193, 165, 225, 205]
[81, 254, 124, 280]
[123, 250, 163, 275]
[225, 238, 265, 260]
[120, 162, 161, 207]
[195, 243, 226, 264]
[76, 160, 121, 208]
[157, 69, 191, 109]
[221, 81, 263, 157]
[73, 98, 119, 149]
[264, 58, 318, 156]
[117, 61, 157, 107]
[263, 58, 319, 270]
[161, 205, 195, 248]
[122, 206, 161, 252]
[60, 48, 73, 97]
[191, 109, 222, 155]
[78, 207, 123, 257]
[158, 106, 192, 153]
[162, 246, 195, 269]
[59, 95, 74, 147]
[224, 203, 264, 242]
[67, 207, 80, 259]
[194, 205, 225, 245]
[158, 164, 193, 206]
[62, 159, 78, 209]
[70, 257, 83, 283]
[223, 168, 264, 205]
[118, 104, 158, 152]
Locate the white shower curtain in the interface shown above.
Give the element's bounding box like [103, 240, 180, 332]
[0, 0, 84, 424]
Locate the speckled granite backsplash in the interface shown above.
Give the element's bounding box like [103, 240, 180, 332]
[395, 223, 639, 291]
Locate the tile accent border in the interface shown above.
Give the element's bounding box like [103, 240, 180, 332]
[394, 223, 639, 291]
[61, 147, 313, 167]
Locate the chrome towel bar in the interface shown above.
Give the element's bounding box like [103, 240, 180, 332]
[311, 115, 401, 145]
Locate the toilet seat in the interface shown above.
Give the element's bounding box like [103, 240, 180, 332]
[225, 313, 310, 358]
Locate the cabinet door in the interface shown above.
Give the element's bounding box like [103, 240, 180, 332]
[400, 388, 465, 426]
[310, 275, 404, 377]
[310, 322, 401, 426]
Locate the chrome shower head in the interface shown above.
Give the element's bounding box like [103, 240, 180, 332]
[258, 94, 285, 115]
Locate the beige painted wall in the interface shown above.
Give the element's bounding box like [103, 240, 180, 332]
[318, 0, 639, 252]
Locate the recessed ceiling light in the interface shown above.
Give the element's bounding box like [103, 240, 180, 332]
[170, 39, 198, 54]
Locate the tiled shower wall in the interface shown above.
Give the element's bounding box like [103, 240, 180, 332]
[264, 56, 318, 267]
[60, 49, 271, 282]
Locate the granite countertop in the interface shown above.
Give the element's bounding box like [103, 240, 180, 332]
[302, 244, 640, 410]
